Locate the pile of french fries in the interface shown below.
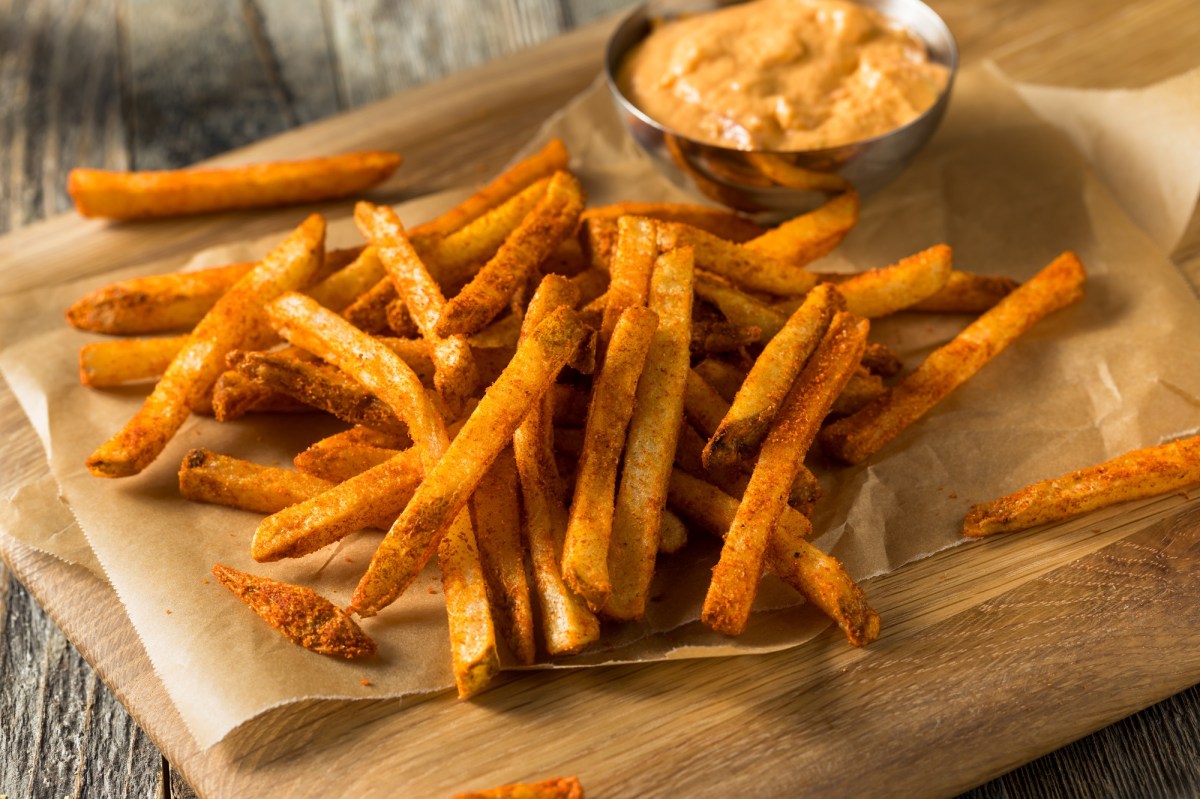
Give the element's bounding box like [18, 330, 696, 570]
[71, 137, 1196, 701]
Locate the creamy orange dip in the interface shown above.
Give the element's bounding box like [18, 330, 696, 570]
[617, 0, 949, 150]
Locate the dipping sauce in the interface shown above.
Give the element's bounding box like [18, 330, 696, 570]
[617, 0, 950, 151]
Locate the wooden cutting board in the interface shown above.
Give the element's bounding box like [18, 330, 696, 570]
[3, 8, 1200, 798]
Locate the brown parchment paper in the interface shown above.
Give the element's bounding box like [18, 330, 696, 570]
[3, 62, 1200, 749]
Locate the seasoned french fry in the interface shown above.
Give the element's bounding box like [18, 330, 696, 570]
[180, 448, 332, 513]
[690, 319, 762, 355]
[582, 204, 763, 270]
[599, 216, 658, 348]
[831, 244, 952, 318]
[692, 358, 746, 403]
[306, 246, 386, 312]
[603, 246, 694, 621]
[744, 189, 859, 265]
[210, 370, 311, 418]
[659, 222, 817, 296]
[658, 508, 688, 555]
[683, 369, 733, 441]
[512, 276, 601, 655]
[450, 775, 584, 799]
[704, 284, 844, 469]
[694, 273, 787, 339]
[831, 368, 887, 417]
[568, 268, 610, 308]
[293, 433, 407, 483]
[964, 435, 1200, 537]
[745, 153, 851, 193]
[704, 311, 868, 635]
[471, 448, 536, 666]
[212, 563, 376, 659]
[356, 201, 480, 415]
[821, 252, 1087, 464]
[437, 171, 585, 337]
[86, 214, 325, 477]
[910, 271, 1019, 313]
[562, 306, 659, 609]
[668, 470, 879, 646]
[69, 152, 401, 220]
[79, 335, 187, 387]
[384, 298, 420, 337]
[341, 276, 396, 333]
[862, 341, 902, 377]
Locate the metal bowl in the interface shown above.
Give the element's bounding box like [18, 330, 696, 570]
[604, 0, 959, 217]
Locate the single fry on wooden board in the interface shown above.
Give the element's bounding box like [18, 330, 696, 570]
[821, 251, 1087, 465]
[561, 305, 659, 610]
[604, 246, 694, 621]
[704, 311, 869, 636]
[211, 563, 376, 659]
[85, 214, 325, 477]
[69, 151, 401, 220]
[963, 435, 1200, 537]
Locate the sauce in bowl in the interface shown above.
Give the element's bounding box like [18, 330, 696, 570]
[617, 0, 950, 151]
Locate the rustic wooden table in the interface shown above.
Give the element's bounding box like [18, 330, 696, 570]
[2, 1, 1198, 797]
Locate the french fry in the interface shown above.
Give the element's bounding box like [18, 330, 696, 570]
[349, 304, 588, 616]
[862, 341, 903, 377]
[384, 298, 420, 337]
[437, 171, 585, 337]
[694, 273, 787, 339]
[703, 311, 868, 635]
[821, 252, 1087, 464]
[293, 431, 408, 483]
[690, 319, 762, 355]
[69, 152, 401, 220]
[512, 276, 601, 655]
[745, 153, 851, 193]
[692, 358, 746, 403]
[306, 246, 386, 312]
[180, 448, 333, 513]
[829, 244, 952, 318]
[963, 435, 1200, 537]
[471, 448, 536, 666]
[599, 216, 658, 348]
[341, 276, 396, 333]
[211, 563, 376, 659]
[582, 204, 763, 270]
[744, 189, 859, 265]
[567, 268, 610, 308]
[603, 246, 694, 621]
[704, 284, 844, 469]
[659, 221, 818, 296]
[356, 201, 480, 415]
[79, 335, 187, 387]
[468, 313, 523, 351]
[831, 368, 887, 417]
[562, 306, 659, 609]
[86, 214, 325, 477]
[910, 271, 1019, 313]
[683, 369, 733, 441]
[450, 775, 584, 799]
[668, 470, 879, 646]
[658, 509, 688, 554]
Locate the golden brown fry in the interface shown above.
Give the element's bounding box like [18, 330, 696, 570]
[744, 189, 859, 265]
[293, 434, 406, 484]
[692, 358, 746, 403]
[668, 470, 879, 646]
[468, 313, 523, 351]
[471, 448, 536, 666]
[512, 275, 600, 655]
[862, 341, 902, 377]
[562, 306, 659, 609]
[832, 244, 953, 318]
[437, 171, 585, 337]
[211, 563, 376, 659]
[603, 246, 694, 621]
[86, 214, 325, 478]
[180, 448, 332, 512]
[341, 276, 395, 334]
[306, 246, 386, 312]
[659, 221, 817, 296]
[599, 216, 658, 348]
[67, 262, 253, 334]
[831, 368, 888, 417]
[683, 369, 732, 441]
[693, 273, 787, 339]
[821, 252, 1087, 464]
[745, 153, 851, 193]
[690, 319, 762, 355]
[658, 508, 688, 554]
[703, 311, 868, 635]
[964, 435, 1200, 537]
[582, 204, 763, 270]
[210, 370, 312, 418]
[704, 284, 844, 469]
[910, 270, 1020, 313]
[70, 152, 401, 220]
[384, 298, 420, 337]
[349, 305, 588, 616]
[450, 775, 584, 799]
[356, 202, 480, 415]
[79, 335, 187, 387]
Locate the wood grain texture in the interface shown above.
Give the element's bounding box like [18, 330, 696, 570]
[1, 0, 1199, 797]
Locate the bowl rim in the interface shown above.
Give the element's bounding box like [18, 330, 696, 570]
[603, 0, 961, 157]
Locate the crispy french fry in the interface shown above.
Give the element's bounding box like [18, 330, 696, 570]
[569, 268, 610, 308]
[745, 153, 851, 193]
[694, 273, 787, 339]
[211, 370, 312, 418]
[67, 262, 253, 334]
[703, 311, 868, 635]
[180, 448, 332, 513]
[341, 276, 396, 333]
[582, 204, 763, 270]
[70, 152, 401, 220]
[831, 368, 887, 417]
[668, 470, 879, 646]
[964, 435, 1200, 537]
[704, 284, 844, 469]
[658, 508, 688, 554]
[910, 271, 1020, 313]
[468, 313, 523, 351]
[562, 306, 659, 609]
[692, 358, 746, 403]
[306, 246, 386, 312]
[86, 214, 325, 477]
[437, 171, 585, 337]
[603, 246, 694, 621]
[450, 775, 584, 799]
[212, 563, 376, 659]
[356, 201, 480, 415]
[862, 341, 902, 377]
[690, 319, 762, 355]
[830, 245, 952, 318]
[683, 369, 733, 441]
[471, 448, 536, 666]
[659, 221, 817, 296]
[293, 432, 407, 483]
[744, 189, 859, 265]
[384, 298, 420, 337]
[821, 252, 1087, 464]
[512, 276, 600, 655]
[599, 216, 658, 348]
[79, 335, 187, 387]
